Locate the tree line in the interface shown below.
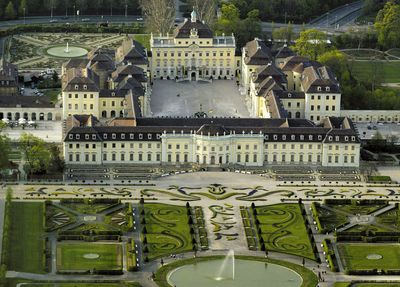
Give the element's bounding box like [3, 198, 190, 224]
[0, 0, 141, 20]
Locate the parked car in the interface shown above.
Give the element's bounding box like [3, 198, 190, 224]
[81, 18, 90, 22]
[49, 19, 58, 23]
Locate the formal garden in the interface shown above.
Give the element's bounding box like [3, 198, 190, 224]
[337, 243, 400, 274]
[5, 33, 127, 69]
[249, 203, 317, 261]
[140, 203, 195, 261]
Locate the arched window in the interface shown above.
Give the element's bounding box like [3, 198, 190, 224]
[295, 112, 301, 118]
[15, 112, 20, 120]
[23, 112, 28, 120]
[110, 110, 116, 117]
[47, 113, 53, 121]
[31, 113, 37, 120]
[101, 111, 107, 118]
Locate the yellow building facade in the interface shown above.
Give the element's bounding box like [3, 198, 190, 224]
[150, 10, 239, 81]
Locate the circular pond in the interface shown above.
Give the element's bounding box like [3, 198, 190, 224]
[168, 259, 302, 287]
[46, 45, 88, 58]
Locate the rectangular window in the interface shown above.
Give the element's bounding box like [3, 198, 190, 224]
[121, 153, 125, 161]
[92, 154, 96, 162]
[103, 153, 107, 161]
[130, 153, 134, 161]
[147, 153, 152, 161]
[76, 154, 80, 161]
[139, 154, 143, 161]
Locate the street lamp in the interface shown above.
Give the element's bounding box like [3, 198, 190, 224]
[110, 0, 113, 16]
[73, 5, 76, 22]
[125, 2, 128, 18]
[23, 8, 26, 25]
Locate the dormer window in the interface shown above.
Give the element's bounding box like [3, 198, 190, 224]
[345, 136, 349, 141]
[291, 135, 295, 140]
[148, 134, 152, 139]
[112, 133, 116, 139]
[76, 134, 80, 140]
[156, 134, 161, 139]
[317, 86, 322, 91]
[351, 136, 356, 141]
[83, 85, 88, 90]
[328, 136, 333, 141]
[121, 134, 125, 139]
[282, 135, 286, 140]
[318, 135, 322, 140]
[309, 135, 313, 141]
[273, 135, 278, 140]
[92, 134, 96, 140]
[112, 92, 116, 97]
[130, 133, 134, 139]
[139, 134, 143, 139]
[85, 134, 89, 140]
[326, 87, 330, 92]
[300, 135, 304, 140]
[75, 85, 79, 90]
[69, 134, 73, 140]
[335, 136, 339, 141]
[104, 134, 107, 139]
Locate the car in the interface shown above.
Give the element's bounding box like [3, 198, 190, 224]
[61, 16, 69, 20]
[372, 126, 377, 130]
[81, 18, 90, 22]
[367, 126, 371, 130]
[49, 19, 58, 23]
[137, 17, 143, 21]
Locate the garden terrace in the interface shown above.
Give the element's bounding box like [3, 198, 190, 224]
[252, 203, 317, 260]
[140, 203, 194, 261]
[337, 243, 400, 274]
[5, 202, 46, 273]
[56, 242, 123, 274]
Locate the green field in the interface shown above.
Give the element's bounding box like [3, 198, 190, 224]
[337, 243, 400, 272]
[255, 204, 316, 260]
[22, 284, 141, 287]
[142, 203, 193, 260]
[56, 243, 123, 272]
[349, 61, 400, 83]
[354, 284, 400, 287]
[7, 202, 45, 273]
[43, 89, 60, 102]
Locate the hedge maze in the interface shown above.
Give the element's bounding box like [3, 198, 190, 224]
[251, 203, 318, 260]
[140, 203, 199, 261]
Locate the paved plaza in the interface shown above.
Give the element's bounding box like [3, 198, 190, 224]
[3, 121, 63, 143]
[150, 80, 250, 117]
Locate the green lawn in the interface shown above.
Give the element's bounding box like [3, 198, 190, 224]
[133, 34, 150, 51]
[7, 202, 45, 273]
[349, 60, 400, 83]
[368, 176, 392, 182]
[143, 203, 193, 260]
[255, 204, 316, 260]
[23, 284, 141, 287]
[43, 89, 60, 102]
[56, 243, 123, 272]
[337, 243, 400, 272]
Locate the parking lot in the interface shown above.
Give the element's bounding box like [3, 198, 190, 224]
[150, 80, 250, 117]
[356, 123, 400, 142]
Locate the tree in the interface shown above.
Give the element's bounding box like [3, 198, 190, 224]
[52, 71, 59, 83]
[189, 0, 217, 25]
[139, 0, 175, 35]
[215, 3, 241, 35]
[317, 50, 348, 78]
[375, 1, 400, 49]
[4, 1, 16, 19]
[48, 145, 65, 173]
[0, 123, 11, 171]
[292, 29, 331, 60]
[18, 0, 27, 16]
[272, 22, 294, 43]
[19, 133, 51, 176]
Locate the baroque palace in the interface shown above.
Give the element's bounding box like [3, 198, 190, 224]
[60, 10, 362, 169]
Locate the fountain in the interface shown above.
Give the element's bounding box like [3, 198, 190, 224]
[215, 249, 235, 281]
[167, 251, 303, 287]
[64, 42, 70, 53]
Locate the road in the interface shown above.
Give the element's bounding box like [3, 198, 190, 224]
[309, 0, 364, 28]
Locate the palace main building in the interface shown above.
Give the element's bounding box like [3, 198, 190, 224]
[61, 10, 361, 169]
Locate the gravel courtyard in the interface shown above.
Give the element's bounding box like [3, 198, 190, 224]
[150, 80, 250, 117]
